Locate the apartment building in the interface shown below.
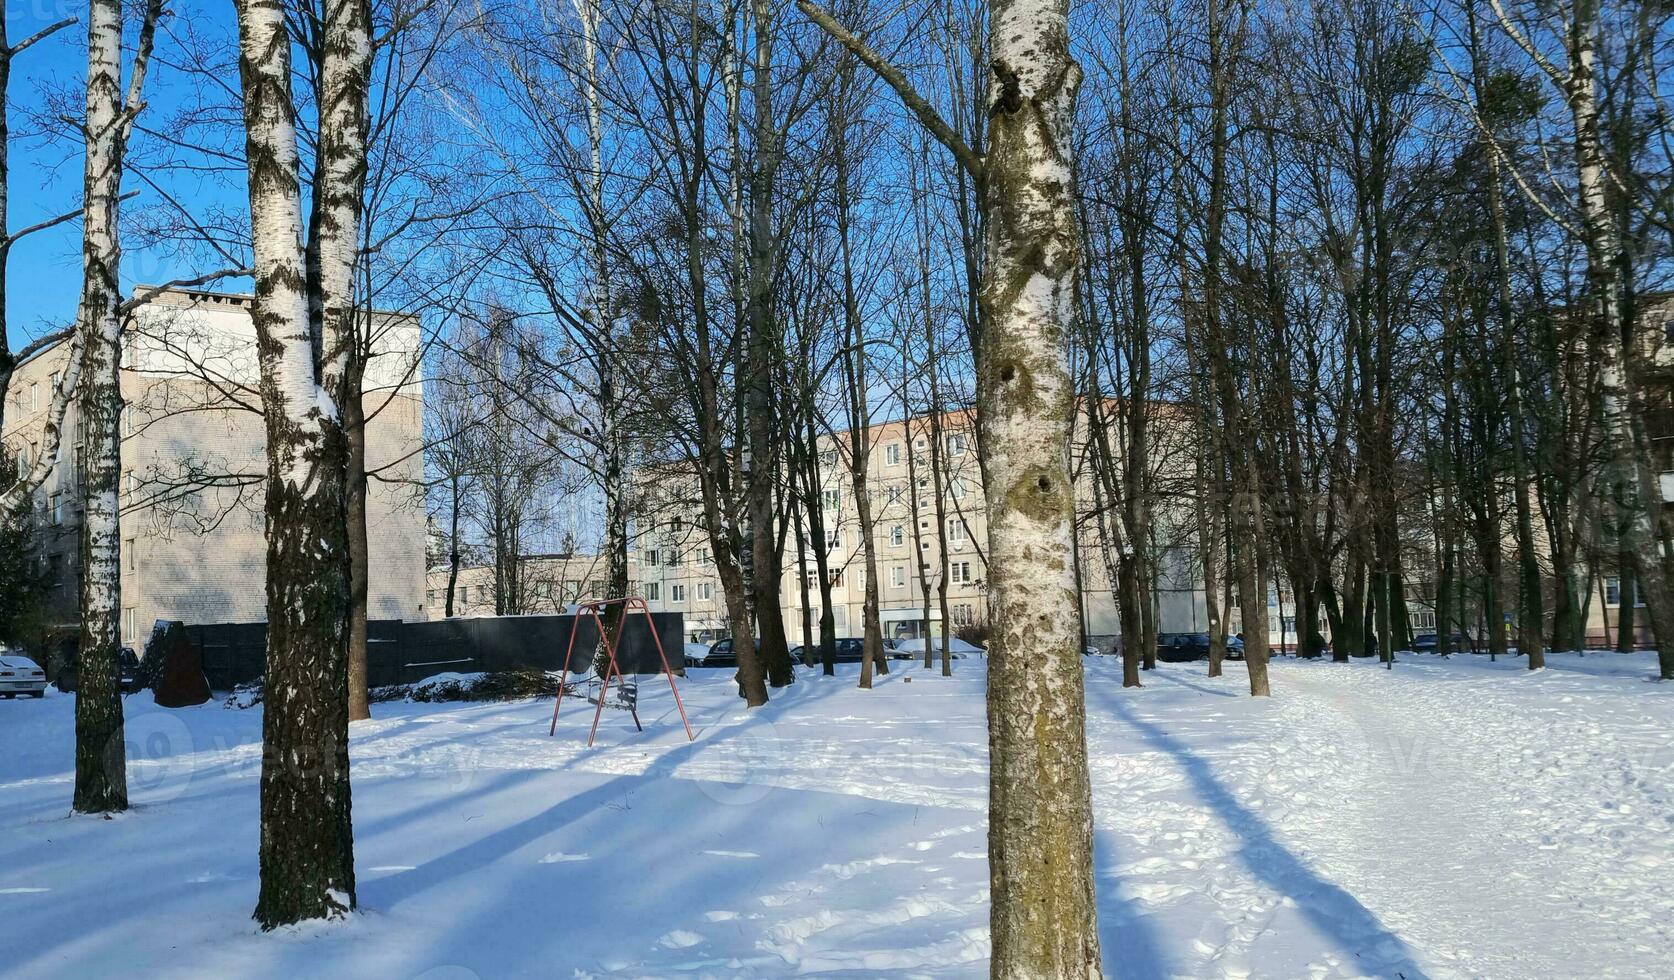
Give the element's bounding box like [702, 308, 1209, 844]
[628, 407, 1211, 648]
[2, 287, 427, 650]
[426, 553, 622, 618]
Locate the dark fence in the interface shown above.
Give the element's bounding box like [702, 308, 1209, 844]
[185, 612, 685, 690]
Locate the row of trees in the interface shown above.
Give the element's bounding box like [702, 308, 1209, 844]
[1072, 0, 1674, 689]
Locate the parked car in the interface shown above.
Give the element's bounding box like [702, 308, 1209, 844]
[689, 637, 738, 668]
[891, 636, 981, 660]
[0, 652, 47, 698]
[787, 640, 879, 665]
[1156, 632, 1244, 662]
[682, 642, 713, 668]
[1410, 632, 1472, 654]
[53, 646, 143, 694]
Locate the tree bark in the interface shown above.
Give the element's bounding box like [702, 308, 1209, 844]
[976, 3, 1101, 973]
[235, 0, 362, 927]
[72, 0, 139, 816]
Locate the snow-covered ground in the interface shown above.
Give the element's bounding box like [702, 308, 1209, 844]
[2, 653, 1671, 978]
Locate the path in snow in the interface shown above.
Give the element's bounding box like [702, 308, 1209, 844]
[1089, 654, 1674, 979]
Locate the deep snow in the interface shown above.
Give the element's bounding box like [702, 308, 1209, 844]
[1, 652, 1671, 978]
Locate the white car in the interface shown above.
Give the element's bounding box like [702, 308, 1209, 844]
[0, 653, 47, 698]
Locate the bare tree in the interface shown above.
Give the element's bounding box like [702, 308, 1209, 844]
[232, 0, 367, 927]
[798, 0, 1102, 971]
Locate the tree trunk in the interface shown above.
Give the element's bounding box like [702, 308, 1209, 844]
[1119, 552, 1142, 688]
[345, 391, 370, 721]
[235, 0, 363, 927]
[71, 0, 135, 816]
[977, 3, 1101, 972]
[445, 473, 460, 617]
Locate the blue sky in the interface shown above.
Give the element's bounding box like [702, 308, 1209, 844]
[6, 0, 249, 354]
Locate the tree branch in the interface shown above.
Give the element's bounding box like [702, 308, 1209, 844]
[8, 17, 76, 57]
[794, 1, 985, 182]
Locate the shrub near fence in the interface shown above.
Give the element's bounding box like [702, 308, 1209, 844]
[185, 612, 685, 690]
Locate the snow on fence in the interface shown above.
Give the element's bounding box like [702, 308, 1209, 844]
[183, 612, 685, 690]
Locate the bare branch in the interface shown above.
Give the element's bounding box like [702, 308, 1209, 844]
[794, 1, 985, 182]
[8, 17, 77, 57]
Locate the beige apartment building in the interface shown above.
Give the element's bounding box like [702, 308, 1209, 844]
[620, 408, 1210, 647]
[426, 553, 622, 617]
[2, 287, 427, 650]
[428, 404, 1212, 647]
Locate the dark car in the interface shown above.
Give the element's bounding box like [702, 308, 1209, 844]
[695, 637, 740, 668]
[1410, 632, 1472, 654]
[1156, 632, 1244, 662]
[55, 646, 143, 694]
[795, 638, 882, 664]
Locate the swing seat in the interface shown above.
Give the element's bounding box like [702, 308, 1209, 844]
[585, 679, 642, 731]
[587, 679, 638, 711]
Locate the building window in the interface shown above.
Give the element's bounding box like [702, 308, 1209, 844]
[50, 493, 63, 525]
[645, 549, 660, 566]
[946, 433, 968, 456]
[890, 525, 904, 547]
[122, 607, 136, 644]
[670, 584, 686, 603]
[1604, 576, 1646, 607]
[950, 478, 967, 500]
[885, 443, 902, 466]
[823, 488, 840, 510]
[125, 538, 136, 572]
[953, 603, 974, 626]
[948, 520, 968, 546]
[645, 581, 661, 601]
[949, 561, 973, 585]
[890, 565, 906, 588]
[834, 606, 848, 629]
[698, 582, 712, 601]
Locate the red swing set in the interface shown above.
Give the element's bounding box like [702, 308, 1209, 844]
[548, 595, 695, 747]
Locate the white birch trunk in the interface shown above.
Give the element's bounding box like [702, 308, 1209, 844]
[979, 1, 1101, 973]
[71, 0, 130, 815]
[234, 0, 358, 928]
[313, 0, 372, 721]
[1564, 0, 1674, 679]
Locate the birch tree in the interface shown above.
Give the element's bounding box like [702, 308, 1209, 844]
[1484, 0, 1674, 678]
[232, 0, 368, 927]
[798, 0, 1102, 971]
[73, 0, 161, 816]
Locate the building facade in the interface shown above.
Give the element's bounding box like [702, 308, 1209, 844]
[2, 287, 427, 650]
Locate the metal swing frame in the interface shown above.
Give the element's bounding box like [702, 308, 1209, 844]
[548, 595, 695, 747]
